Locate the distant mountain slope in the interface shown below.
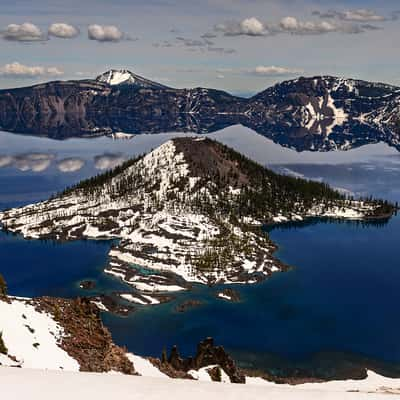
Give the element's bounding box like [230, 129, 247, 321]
[247, 76, 400, 151]
[0, 70, 400, 150]
[0, 138, 393, 308]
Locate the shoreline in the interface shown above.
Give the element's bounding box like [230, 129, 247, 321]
[3, 290, 400, 385]
[2, 213, 400, 387]
[0, 211, 394, 313]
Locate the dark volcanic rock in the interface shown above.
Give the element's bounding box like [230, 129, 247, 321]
[217, 288, 241, 302]
[207, 366, 223, 382]
[79, 280, 96, 290]
[32, 296, 136, 374]
[175, 299, 203, 313]
[92, 295, 135, 317]
[159, 337, 246, 383]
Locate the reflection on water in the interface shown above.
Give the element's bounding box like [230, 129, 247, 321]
[1, 109, 399, 153]
[0, 126, 399, 208]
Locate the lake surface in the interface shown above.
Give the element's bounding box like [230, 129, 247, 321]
[1, 127, 400, 378]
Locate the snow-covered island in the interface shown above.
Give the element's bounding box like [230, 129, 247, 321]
[0, 138, 394, 309]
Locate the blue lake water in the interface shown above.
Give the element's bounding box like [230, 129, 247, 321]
[0, 233, 115, 298]
[1, 128, 400, 377]
[102, 216, 400, 374]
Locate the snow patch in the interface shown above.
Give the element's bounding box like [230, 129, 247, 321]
[0, 299, 80, 371]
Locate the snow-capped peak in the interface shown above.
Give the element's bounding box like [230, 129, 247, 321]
[96, 69, 136, 86]
[95, 69, 170, 89]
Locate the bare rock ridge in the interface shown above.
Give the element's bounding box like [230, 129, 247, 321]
[35, 297, 135, 374]
[151, 337, 246, 383]
[0, 288, 135, 374]
[0, 138, 394, 310]
[1, 70, 400, 152]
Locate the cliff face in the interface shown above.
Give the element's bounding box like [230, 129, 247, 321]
[1, 71, 400, 150]
[152, 337, 246, 383]
[0, 80, 110, 138]
[0, 76, 246, 139]
[0, 295, 135, 374]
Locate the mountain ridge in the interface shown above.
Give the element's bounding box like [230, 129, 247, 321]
[1, 70, 400, 151]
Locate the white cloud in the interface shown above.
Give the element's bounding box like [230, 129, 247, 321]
[2, 23, 45, 42]
[0, 62, 63, 79]
[94, 153, 126, 170]
[339, 9, 385, 22]
[13, 154, 55, 172]
[0, 154, 84, 172]
[279, 16, 299, 31]
[88, 24, 123, 42]
[57, 158, 85, 173]
[215, 17, 268, 36]
[217, 65, 302, 77]
[239, 17, 266, 36]
[280, 16, 336, 34]
[48, 23, 79, 39]
[214, 13, 382, 38]
[251, 65, 303, 76]
[0, 155, 14, 168]
[279, 16, 381, 35]
[46, 67, 64, 76]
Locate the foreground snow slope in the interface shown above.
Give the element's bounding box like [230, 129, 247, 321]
[0, 299, 79, 370]
[1, 367, 399, 400]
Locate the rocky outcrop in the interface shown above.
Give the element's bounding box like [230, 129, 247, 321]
[217, 288, 241, 302]
[79, 280, 96, 290]
[0, 282, 136, 374]
[175, 299, 203, 313]
[154, 337, 246, 383]
[33, 297, 135, 374]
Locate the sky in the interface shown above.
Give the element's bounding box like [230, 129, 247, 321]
[0, 0, 399, 95]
